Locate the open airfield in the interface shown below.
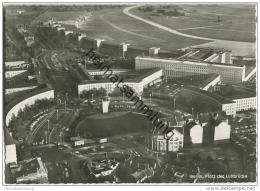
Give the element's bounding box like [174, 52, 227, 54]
[25, 4, 256, 56]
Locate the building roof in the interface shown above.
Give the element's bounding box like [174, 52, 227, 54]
[15, 158, 46, 178]
[136, 55, 245, 68]
[4, 87, 54, 118]
[5, 83, 39, 89]
[185, 86, 235, 104]
[174, 127, 184, 135]
[217, 85, 256, 100]
[199, 73, 220, 89]
[131, 167, 154, 182]
[79, 68, 162, 85]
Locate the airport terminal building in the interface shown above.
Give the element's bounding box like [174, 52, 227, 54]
[135, 48, 256, 84]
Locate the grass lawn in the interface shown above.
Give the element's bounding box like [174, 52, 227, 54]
[39, 6, 205, 51]
[179, 28, 255, 42]
[76, 112, 153, 138]
[130, 4, 255, 43]
[87, 7, 207, 50]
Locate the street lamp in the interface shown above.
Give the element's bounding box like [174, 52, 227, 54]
[47, 119, 50, 132]
[123, 93, 125, 102]
[91, 94, 94, 102]
[173, 98, 176, 109]
[192, 107, 194, 116]
[149, 94, 152, 105]
[66, 92, 68, 101]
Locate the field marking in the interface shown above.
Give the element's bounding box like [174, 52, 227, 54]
[100, 15, 163, 42]
[123, 5, 215, 41]
[177, 22, 255, 31]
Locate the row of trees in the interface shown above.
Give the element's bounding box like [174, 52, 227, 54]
[7, 98, 55, 140]
[80, 88, 107, 100]
[80, 87, 135, 100]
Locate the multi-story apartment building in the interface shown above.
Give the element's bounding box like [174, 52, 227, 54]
[78, 68, 163, 96]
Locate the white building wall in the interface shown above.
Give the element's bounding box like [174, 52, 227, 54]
[222, 103, 236, 117]
[135, 57, 245, 84]
[243, 67, 256, 82]
[201, 75, 221, 91]
[78, 82, 116, 94]
[78, 69, 162, 96]
[190, 124, 203, 144]
[5, 86, 38, 95]
[5, 70, 27, 79]
[102, 101, 110, 113]
[233, 97, 256, 111]
[5, 61, 25, 67]
[141, 69, 163, 87]
[214, 121, 231, 141]
[5, 144, 17, 164]
[5, 90, 55, 126]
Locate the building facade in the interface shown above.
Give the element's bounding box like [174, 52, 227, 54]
[151, 128, 184, 152]
[233, 97, 256, 111]
[78, 69, 163, 96]
[190, 124, 203, 144]
[135, 56, 249, 84]
[5, 89, 55, 126]
[13, 158, 49, 184]
[214, 120, 231, 143]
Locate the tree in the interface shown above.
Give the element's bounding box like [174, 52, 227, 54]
[110, 87, 122, 97]
[165, 152, 177, 164]
[80, 90, 92, 99]
[193, 154, 201, 165]
[97, 87, 107, 98]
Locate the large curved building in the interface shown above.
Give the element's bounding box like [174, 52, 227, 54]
[5, 88, 54, 126]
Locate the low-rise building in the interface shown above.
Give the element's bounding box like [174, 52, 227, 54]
[10, 157, 48, 184]
[150, 127, 184, 152]
[70, 137, 95, 147]
[131, 167, 155, 183]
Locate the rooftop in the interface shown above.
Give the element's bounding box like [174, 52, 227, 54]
[136, 56, 245, 68]
[199, 74, 220, 89]
[217, 85, 256, 100]
[4, 87, 53, 117]
[14, 158, 46, 178]
[184, 86, 235, 104]
[79, 68, 162, 85]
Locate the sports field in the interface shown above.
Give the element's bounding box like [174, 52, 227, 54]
[76, 112, 153, 138]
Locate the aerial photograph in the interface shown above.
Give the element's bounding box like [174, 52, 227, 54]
[3, 2, 257, 186]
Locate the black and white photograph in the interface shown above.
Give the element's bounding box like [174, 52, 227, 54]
[1, 0, 258, 190]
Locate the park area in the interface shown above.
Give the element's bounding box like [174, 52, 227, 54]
[75, 112, 153, 138]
